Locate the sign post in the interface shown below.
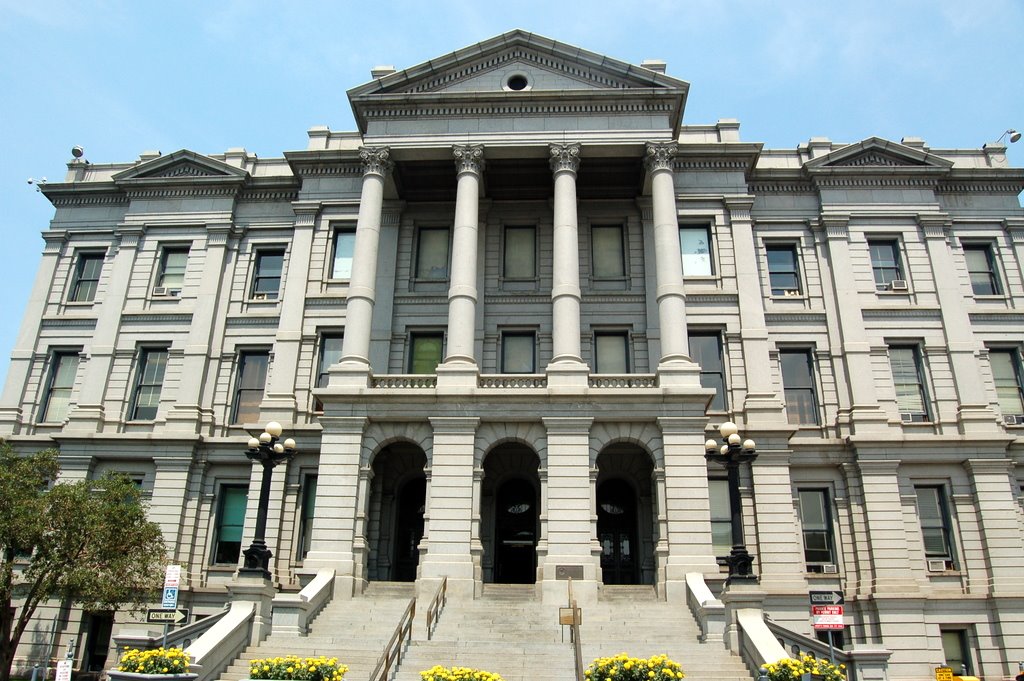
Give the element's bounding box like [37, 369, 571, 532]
[809, 591, 845, 665]
[161, 565, 182, 647]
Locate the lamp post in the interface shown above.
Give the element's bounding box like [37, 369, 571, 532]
[239, 421, 297, 580]
[704, 421, 758, 583]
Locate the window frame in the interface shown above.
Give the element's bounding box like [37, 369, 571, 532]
[128, 346, 169, 421]
[330, 227, 356, 280]
[69, 251, 105, 303]
[765, 242, 802, 296]
[989, 347, 1024, 419]
[708, 477, 732, 562]
[250, 247, 286, 301]
[591, 223, 626, 280]
[689, 331, 727, 411]
[39, 350, 80, 423]
[296, 473, 318, 560]
[156, 244, 190, 294]
[211, 483, 248, 565]
[593, 330, 630, 374]
[888, 344, 931, 422]
[941, 628, 973, 676]
[408, 331, 444, 374]
[502, 224, 537, 280]
[313, 334, 344, 413]
[868, 238, 905, 292]
[231, 349, 270, 424]
[797, 488, 836, 569]
[500, 330, 537, 374]
[679, 224, 715, 277]
[780, 348, 819, 425]
[915, 485, 956, 566]
[962, 242, 1001, 296]
[414, 226, 451, 281]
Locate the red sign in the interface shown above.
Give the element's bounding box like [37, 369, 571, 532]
[812, 605, 843, 616]
[813, 621, 845, 630]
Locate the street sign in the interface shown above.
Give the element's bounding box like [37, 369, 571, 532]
[162, 586, 179, 609]
[147, 608, 189, 625]
[164, 565, 181, 587]
[55, 660, 72, 681]
[809, 590, 844, 605]
[812, 614, 845, 630]
[812, 605, 844, 616]
[935, 667, 954, 681]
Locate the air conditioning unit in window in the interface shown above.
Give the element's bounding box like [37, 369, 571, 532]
[889, 279, 909, 291]
[1004, 414, 1021, 426]
[252, 293, 269, 301]
[822, 564, 839, 574]
[783, 289, 801, 297]
[900, 412, 916, 423]
[152, 287, 170, 297]
[927, 559, 953, 572]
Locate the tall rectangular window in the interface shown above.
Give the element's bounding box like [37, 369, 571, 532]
[501, 332, 536, 373]
[213, 485, 248, 564]
[690, 332, 727, 410]
[331, 229, 356, 279]
[990, 348, 1024, 419]
[251, 249, 285, 300]
[915, 486, 955, 564]
[708, 478, 732, 559]
[232, 351, 269, 423]
[503, 225, 536, 279]
[963, 243, 1000, 296]
[679, 225, 713, 276]
[129, 348, 169, 420]
[592, 224, 625, 278]
[889, 345, 930, 421]
[40, 351, 80, 422]
[781, 349, 819, 425]
[594, 332, 629, 374]
[314, 335, 343, 412]
[409, 333, 443, 374]
[70, 252, 104, 302]
[297, 474, 318, 560]
[415, 227, 450, 280]
[157, 246, 189, 293]
[869, 240, 903, 291]
[941, 629, 972, 675]
[798, 489, 835, 568]
[766, 244, 801, 296]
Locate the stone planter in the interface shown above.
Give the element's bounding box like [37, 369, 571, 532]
[107, 671, 198, 681]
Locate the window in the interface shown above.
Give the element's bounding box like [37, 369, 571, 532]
[594, 332, 629, 373]
[331, 228, 356, 279]
[869, 240, 904, 291]
[963, 243, 1000, 295]
[766, 244, 801, 296]
[798, 489, 835, 568]
[69, 252, 104, 302]
[941, 629, 972, 675]
[129, 348, 168, 420]
[781, 349, 819, 425]
[501, 332, 536, 373]
[251, 248, 285, 300]
[592, 224, 625, 279]
[504, 225, 536, 279]
[40, 351, 80, 422]
[409, 333, 443, 374]
[297, 474, 318, 560]
[314, 335, 343, 412]
[708, 478, 732, 559]
[679, 225, 713, 276]
[915, 486, 955, 564]
[690, 332, 727, 410]
[415, 227, 450, 280]
[889, 345, 930, 422]
[232, 350, 269, 423]
[990, 348, 1024, 419]
[213, 485, 248, 564]
[156, 246, 189, 293]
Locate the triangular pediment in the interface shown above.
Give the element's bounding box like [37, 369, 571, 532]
[805, 137, 954, 171]
[113, 149, 249, 183]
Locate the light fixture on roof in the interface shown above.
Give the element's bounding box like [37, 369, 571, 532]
[997, 129, 1022, 144]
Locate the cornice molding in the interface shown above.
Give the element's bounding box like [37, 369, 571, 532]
[40, 317, 97, 330]
[121, 313, 194, 325]
[225, 315, 282, 328]
[861, 307, 942, 321]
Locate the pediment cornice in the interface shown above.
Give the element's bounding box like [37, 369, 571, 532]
[112, 149, 250, 194]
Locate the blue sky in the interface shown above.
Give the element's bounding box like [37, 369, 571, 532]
[1, 0, 1022, 389]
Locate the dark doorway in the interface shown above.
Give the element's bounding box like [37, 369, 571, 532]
[392, 477, 426, 582]
[494, 478, 538, 583]
[82, 611, 114, 672]
[597, 478, 639, 584]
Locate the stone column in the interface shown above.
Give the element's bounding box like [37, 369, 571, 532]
[1007, 220, 1024, 285]
[438, 145, 484, 388]
[726, 197, 785, 423]
[964, 459, 1024, 595]
[419, 417, 479, 599]
[546, 144, 588, 386]
[749, 449, 807, 592]
[919, 215, 999, 433]
[850, 460, 921, 594]
[541, 417, 598, 604]
[150, 456, 194, 557]
[336, 147, 392, 387]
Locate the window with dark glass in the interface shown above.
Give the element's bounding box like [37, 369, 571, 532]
[766, 244, 801, 296]
[40, 351, 80, 422]
[592, 224, 625, 278]
[889, 345, 930, 421]
[157, 246, 189, 293]
[781, 349, 819, 425]
[690, 332, 727, 410]
[942, 629, 972, 675]
[963, 243, 1000, 296]
[869, 240, 903, 291]
[232, 350, 269, 423]
[70, 252, 104, 302]
[679, 225, 713, 276]
[798, 489, 835, 567]
[501, 332, 536, 373]
[331, 228, 356, 279]
[409, 333, 443, 374]
[213, 485, 248, 564]
[708, 478, 731, 559]
[415, 227, 450, 280]
[251, 249, 285, 300]
[297, 474, 318, 560]
[915, 485, 955, 563]
[504, 225, 536, 279]
[594, 332, 629, 373]
[990, 348, 1024, 418]
[129, 348, 168, 420]
[314, 335, 344, 412]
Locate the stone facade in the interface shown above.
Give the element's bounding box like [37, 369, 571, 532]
[3, 30, 1024, 681]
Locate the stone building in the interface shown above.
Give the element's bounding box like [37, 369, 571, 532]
[2, 29, 1024, 681]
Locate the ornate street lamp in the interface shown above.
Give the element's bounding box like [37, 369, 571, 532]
[239, 421, 297, 579]
[705, 421, 758, 583]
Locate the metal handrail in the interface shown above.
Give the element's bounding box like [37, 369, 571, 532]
[567, 578, 584, 681]
[369, 598, 416, 681]
[426, 576, 448, 641]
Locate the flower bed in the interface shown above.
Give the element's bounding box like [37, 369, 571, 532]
[117, 647, 192, 675]
[763, 655, 846, 681]
[248, 655, 348, 681]
[420, 666, 504, 681]
[585, 654, 685, 681]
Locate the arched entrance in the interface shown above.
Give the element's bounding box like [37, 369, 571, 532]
[595, 444, 657, 585]
[481, 443, 540, 584]
[367, 443, 427, 582]
[392, 477, 426, 581]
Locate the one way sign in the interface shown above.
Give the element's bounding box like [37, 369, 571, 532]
[146, 608, 189, 625]
[809, 590, 844, 605]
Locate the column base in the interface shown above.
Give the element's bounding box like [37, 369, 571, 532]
[719, 580, 768, 652]
[164, 405, 211, 434]
[63, 404, 105, 434]
[956, 404, 1001, 435]
[328, 361, 373, 389]
[417, 553, 476, 599]
[545, 360, 590, 391]
[741, 392, 786, 426]
[656, 359, 702, 390]
[841, 405, 896, 435]
[538, 558, 601, 606]
[259, 394, 298, 425]
[664, 555, 722, 601]
[301, 549, 357, 597]
[0, 407, 23, 436]
[226, 574, 277, 645]
[435, 362, 480, 391]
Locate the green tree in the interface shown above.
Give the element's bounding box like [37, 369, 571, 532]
[0, 444, 166, 681]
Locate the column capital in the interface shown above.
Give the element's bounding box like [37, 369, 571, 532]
[453, 144, 485, 176]
[644, 142, 678, 173]
[818, 213, 850, 240]
[549, 143, 581, 175]
[358, 146, 393, 177]
[917, 213, 952, 239]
